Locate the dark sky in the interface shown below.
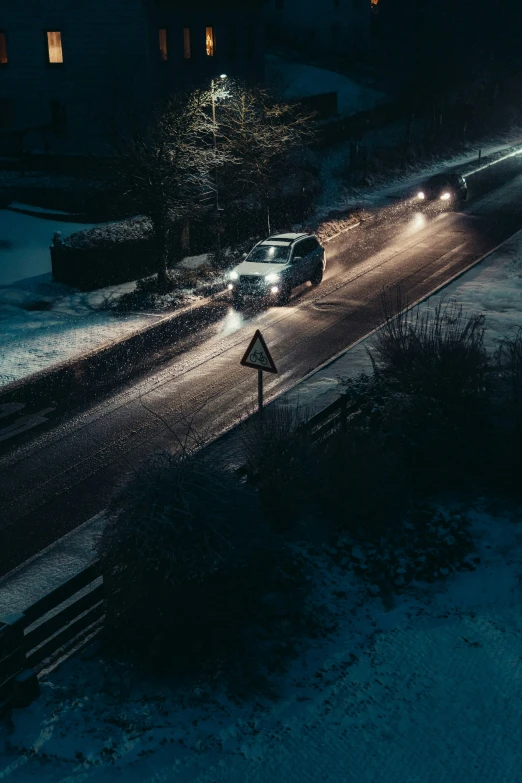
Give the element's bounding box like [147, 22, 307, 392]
[377, 1, 522, 100]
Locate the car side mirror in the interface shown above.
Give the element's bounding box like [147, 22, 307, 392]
[293, 256, 302, 263]
[242, 252, 248, 259]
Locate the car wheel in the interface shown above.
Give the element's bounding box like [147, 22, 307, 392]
[310, 264, 323, 286]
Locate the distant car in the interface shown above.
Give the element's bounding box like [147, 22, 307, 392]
[416, 173, 468, 205]
[227, 233, 326, 307]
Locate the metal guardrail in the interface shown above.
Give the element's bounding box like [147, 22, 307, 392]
[0, 563, 103, 716]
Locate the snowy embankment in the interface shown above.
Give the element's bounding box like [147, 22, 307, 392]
[2, 504, 522, 783]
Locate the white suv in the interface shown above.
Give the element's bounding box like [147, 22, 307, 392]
[227, 233, 326, 307]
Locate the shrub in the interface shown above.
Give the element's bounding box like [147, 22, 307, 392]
[97, 451, 307, 684]
[371, 295, 490, 414]
[492, 328, 522, 490]
[330, 505, 475, 593]
[241, 405, 313, 531]
[316, 422, 411, 540]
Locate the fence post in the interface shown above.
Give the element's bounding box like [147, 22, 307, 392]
[0, 612, 39, 709]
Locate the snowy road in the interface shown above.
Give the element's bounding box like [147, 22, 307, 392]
[2, 169, 522, 573]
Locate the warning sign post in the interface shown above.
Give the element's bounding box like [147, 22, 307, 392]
[240, 330, 278, 416]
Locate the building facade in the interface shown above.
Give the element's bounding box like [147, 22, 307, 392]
[0, 0, 264, 154]
[263, 0, 370, 57]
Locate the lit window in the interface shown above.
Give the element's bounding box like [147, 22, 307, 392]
[0, 32, 7, 65]
[47, 31, 63, 64]
[206, 26, 214, 57]
[159, 28, 168, 61]
[183, 27, 191, 59]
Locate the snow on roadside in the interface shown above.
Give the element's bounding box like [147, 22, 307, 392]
[3, 502, 522, 782]
[0, 277, 158, 387]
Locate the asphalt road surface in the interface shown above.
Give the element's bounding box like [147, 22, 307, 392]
[2, 166, 522, 576]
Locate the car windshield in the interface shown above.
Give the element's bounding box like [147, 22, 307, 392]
[426, 175, 453, 190]
[247, 244, 290, 264]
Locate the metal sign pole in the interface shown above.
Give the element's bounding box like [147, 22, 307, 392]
[258, 369, 263, 418]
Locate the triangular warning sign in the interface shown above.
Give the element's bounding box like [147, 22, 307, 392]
[240, 330, 278, 374]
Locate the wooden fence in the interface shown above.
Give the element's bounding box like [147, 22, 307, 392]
[0, 563, 103, 717]
[301, 393, 360, 443]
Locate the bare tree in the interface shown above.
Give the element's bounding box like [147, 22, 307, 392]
[218, 83, 315, 235]
[113, 90, 230, 289]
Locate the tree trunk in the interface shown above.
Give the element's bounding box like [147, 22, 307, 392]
[153, 216, 170, 290]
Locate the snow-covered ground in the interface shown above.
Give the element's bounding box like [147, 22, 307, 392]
[0, 208, 215, 387]
[2, 502, 522, 782]
[0, 272, 158, 387]
[265, 53, 389, 115]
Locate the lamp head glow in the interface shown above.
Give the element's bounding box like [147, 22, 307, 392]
[417, 191, 425, 200]
[220, 73, 227, 79]
[440, 192, 451, 201]
[229, 270, 239, 280]
[265, 272, 281, 284]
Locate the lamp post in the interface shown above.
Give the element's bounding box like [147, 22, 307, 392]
[211, 74, 227, 263]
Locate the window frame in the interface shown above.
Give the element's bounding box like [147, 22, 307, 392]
[45, 30, 64, 66]
[0, 31, 8, 66]
[292, 239, 309, 260]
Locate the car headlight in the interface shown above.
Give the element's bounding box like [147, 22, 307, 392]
[417, 191, 425, 200]
[229, 270, 239, 280]
[265, 273, 280, 284]
[440, 192, 451, 201]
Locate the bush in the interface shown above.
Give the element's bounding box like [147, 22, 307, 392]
[97, 452, 307, 685]
[316, 423, 411, 540]
[371, 296, 490, 414]
[492, 328, 522, 490]
[241, 405, 313, 531]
